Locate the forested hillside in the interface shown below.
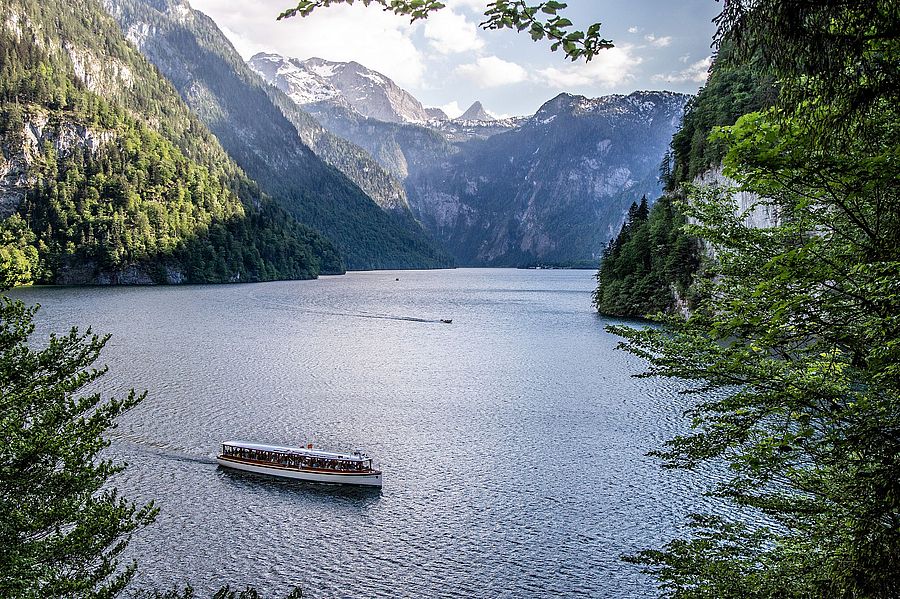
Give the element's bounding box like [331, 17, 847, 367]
[665, 42, 776, 188]
[0, 0, 343, 284]
[591, 197, 698, 316]
[104, 0, 452, 270]
[593, 43, 775, 318]
[605, 2, 900, 594]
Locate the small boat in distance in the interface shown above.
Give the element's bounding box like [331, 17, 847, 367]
[217, 441, 382, 487]
[441, 319, 452, 324]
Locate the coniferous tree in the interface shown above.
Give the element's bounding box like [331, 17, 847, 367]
[0, 293, 156, 597]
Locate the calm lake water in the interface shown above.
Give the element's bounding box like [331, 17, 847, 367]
[12, 269, 713, 598]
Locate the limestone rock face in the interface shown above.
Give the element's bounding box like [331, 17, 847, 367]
[456, 101, 493, 122]
[690, 165, 779, 262]
[251, 53, 431, 124]
[1, 115, 114, 218]
[247, 56, 690, 266]
[695, 165, 779, 230]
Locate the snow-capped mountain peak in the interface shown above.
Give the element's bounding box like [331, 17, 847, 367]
[250, 53, 341, 105]
[248, 53, 430, 124]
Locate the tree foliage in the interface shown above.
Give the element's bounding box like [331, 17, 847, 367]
[0, 0, 345, 284]
[613, 1, 900, 591]
[278, 1, 612, 62]
[666, 41, 776, 189]
[713, 0, 900, 143]
[593, 196, 700, 318]
[0, 295, 155, 597]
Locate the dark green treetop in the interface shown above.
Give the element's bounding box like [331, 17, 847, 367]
[593, 195, 699, 318]
[0, 293, 156, 597]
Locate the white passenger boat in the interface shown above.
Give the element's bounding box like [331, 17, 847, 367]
[217, 441, 383, 487]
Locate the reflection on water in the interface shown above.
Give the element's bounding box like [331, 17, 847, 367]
[12, 269, 713, 598]
[218, 467, 384, 502]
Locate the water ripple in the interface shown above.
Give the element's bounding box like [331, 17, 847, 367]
[13, 269, 718, 598]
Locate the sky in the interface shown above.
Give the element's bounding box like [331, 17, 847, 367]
[190, 0, 722, 118]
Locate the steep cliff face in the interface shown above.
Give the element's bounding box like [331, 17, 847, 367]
[406, 92, 689, 266]
[263, 89, 410, 212]
[1, 115, 114, 218]
[695, 165, 778, 229]
[103, 0, 451, 270]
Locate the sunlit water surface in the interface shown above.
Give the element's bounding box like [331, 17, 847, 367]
[13, 269, 715, 598]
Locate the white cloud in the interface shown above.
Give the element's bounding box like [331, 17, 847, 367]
[455, 55, 528, 88]
[644, 34, 672, 47]
[443, 0, 491, 12]
[191, 0, 426, 88]
[653, 56, 712, 84]
[439, 101, 464, 118]
[627, 26, 638, 34]
[536, 45, 642, 88]
[423, 8, 485, 54]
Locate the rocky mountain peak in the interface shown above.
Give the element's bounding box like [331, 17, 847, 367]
[425, 107, 449, 121]
[457, 101, 494, 121]
[248, 53, 430, 124]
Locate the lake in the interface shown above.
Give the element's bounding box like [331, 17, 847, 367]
[12, 269, 711, 598]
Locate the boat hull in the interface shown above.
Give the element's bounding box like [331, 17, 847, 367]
[217, 456, 383, 487]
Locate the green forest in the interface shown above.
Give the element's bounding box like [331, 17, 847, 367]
[591, 196, 698, 317]
[1, 0, 897, 597]
[592, 39, 779, 319]
[596, 0, 900, 596]
[0, 0, 344, 285]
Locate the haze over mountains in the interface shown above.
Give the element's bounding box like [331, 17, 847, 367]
[1, 0, 689, 283]
[250, 51, 688, 266]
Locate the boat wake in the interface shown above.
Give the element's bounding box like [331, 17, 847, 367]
[108, 433, 217, 465]
[246, 292, 451, 324]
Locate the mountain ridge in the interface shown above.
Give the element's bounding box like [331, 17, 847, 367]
[104, 0, 452, 269]
[405, 90, 690, 265]
[251, 53, 432, 125]
[246, 50, 688, 266]
[0, 0, 344, 285]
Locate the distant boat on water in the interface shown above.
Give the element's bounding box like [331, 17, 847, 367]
[441, 319, 452, 324]
[217, 441, 382, 487]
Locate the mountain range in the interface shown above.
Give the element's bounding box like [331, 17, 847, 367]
[103, 0, 451, 270]
[0, 0, 690, 283]
[250, 51, 688, 266]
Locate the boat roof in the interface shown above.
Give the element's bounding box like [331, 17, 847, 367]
[222, 440, 369, 462]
